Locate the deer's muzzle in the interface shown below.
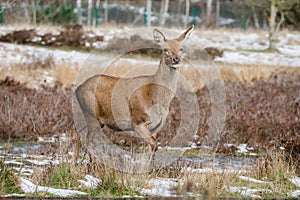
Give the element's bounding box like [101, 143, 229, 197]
[172, 57, 180, 65]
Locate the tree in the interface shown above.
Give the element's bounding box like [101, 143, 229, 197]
[160, 0, 169, 26]
[246, 0, 299, 50]
[251, 5, 260, 29]
[184, 0, 190, 28]
[146, 0, 151, 26]
[87, 0, 93, 26]
[206, 0, 213, 27]
[77, 0, 82, 24]
[268, 0, 298, 50]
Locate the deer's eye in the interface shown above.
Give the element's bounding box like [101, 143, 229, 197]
[163, 48, 168, 52]
[180, 48, 183, 51]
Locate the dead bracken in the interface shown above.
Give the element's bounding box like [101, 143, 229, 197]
[0, 70, 299, 173]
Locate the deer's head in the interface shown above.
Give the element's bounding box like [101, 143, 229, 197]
[153, 25, 194, 69]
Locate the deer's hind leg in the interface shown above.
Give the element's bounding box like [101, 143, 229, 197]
[74, 80, 103, 164]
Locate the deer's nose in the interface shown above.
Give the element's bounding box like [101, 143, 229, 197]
[172, 57, 180, 64]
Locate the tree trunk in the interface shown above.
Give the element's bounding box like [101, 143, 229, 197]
[77, 0, 82, 24]
[269, 0, 278, 50]
[184, 0, 190, 28]
[160, 0, 165, 22]
[216, 0, 220, 27]
[87, 0, 93, 26]
[147, 0, 152, 26]
[177, 0, 183, 26]
[263, 9, 267, 29]
[104, 0, 108, 23]
[206, 0, 213, 27]
[160, 0, 169, 26]
[276, 10, 285, 33]
[252, 6, 260, 29]
[23, 1, 30, 24]
[31, 0, 36, 25]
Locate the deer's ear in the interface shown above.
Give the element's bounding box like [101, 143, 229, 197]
[153, 28, 166, 46]
[177, 25, 194, 41]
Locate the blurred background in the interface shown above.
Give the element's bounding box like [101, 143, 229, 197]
[1, 0, 299, 30]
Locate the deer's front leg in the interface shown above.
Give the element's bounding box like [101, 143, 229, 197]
[132, 123, 156, 152]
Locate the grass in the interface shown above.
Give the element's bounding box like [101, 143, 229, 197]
[175, 151, 299, 199]
[93, 165, 142, 197]
[29, 153, 145, 198]
[249, 152, 299, 199]
[0, 158, 22, 195]
[0, 142, 299, 198]
[42, 164, 82, 189]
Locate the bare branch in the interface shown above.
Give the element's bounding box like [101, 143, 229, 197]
[0, 0, 16, 13]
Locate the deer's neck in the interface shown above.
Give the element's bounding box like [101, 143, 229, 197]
[153, 58, 179, 94]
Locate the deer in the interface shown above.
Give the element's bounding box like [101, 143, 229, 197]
[75, 25, 194, 158]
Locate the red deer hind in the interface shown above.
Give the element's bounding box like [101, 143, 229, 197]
[75, 25, 194, 154]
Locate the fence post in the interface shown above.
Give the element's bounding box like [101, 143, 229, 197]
[193, 7, 197, 27]
[243, 6, 247, 30]
[46, 6, 51, 23]
[143, 7, 147, 26]
[0, 6, 2, 24]
[94, 7, 98, 26]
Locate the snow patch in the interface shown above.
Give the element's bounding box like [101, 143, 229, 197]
[19, 177, 87, 197]
[236, 144, 249, 153]
[291, 190, 300, 198]
[184, 167, 247, 174]
[78, 175, 101, 189]
[26, 159, 60, 166]
[226, 186, 272, 198]
[140, 178, 178, 197]
[290, 176, 300, 187]
[239, 176, 271, 184]
[4, 160, 24, 166]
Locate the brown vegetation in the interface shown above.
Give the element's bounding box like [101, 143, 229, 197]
[0, 70, 299, 171]
[0, 24, 104, 48]
[0, 77, 74, 140]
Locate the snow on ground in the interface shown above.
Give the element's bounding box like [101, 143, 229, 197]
[290, 176, 300, 187]
[226, 186, 272, 198]
[215, 51, 300, 67]
[0, 42, 89, 68]
[192, 31, 268, 51]
[188, 30, 300, 67]
[224, 143, 256, 155]
[26, 159, 60, 166]
[291, 190, 300, 198]
[78, 175, 102, 189]
[184, 167, 248, 174]
[238, 176, 271, 184]
[19, 177, 87, 197]
[1, 28, 300, 70]
[139, 177, 178, 197]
